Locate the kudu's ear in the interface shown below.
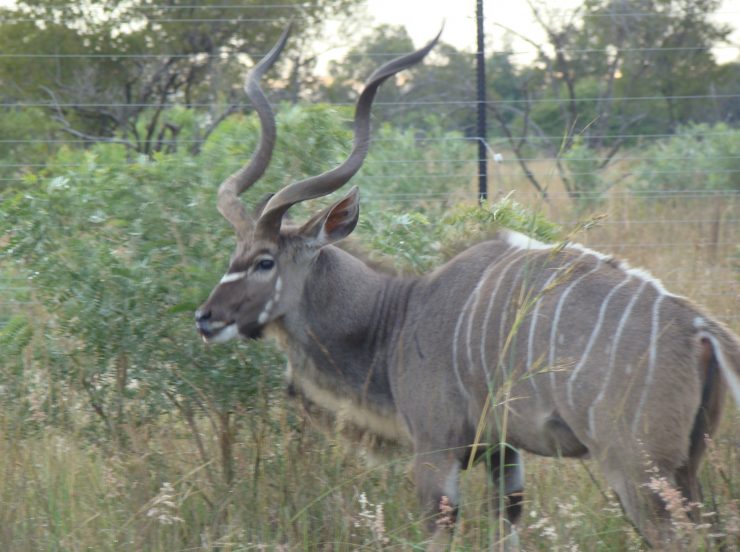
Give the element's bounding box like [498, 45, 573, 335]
[299, 186, 360, 247]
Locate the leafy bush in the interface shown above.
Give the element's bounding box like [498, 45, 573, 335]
[630, 123, 740, 192]
[1, 102, 559, 481]
[2, 144, 284, 450]
[355, 122, 473, 198]
[0, 105, 354, 450]
[0, 106, 56, 183]
[561, 137, 608, 207]
[445, 196, 560, 245]
[357, 195, 561, 274]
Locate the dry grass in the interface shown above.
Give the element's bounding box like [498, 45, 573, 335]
[2, 413, 735, 550]
[1, 166, 738, 551]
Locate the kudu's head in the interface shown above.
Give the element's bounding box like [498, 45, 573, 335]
[195, 26, 439, 344]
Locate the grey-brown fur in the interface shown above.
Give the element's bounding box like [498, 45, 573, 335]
[196, 28, 740, 550]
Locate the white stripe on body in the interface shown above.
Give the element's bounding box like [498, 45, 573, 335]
[566, 274, 633, 408]
[493, 250, 565, 379]
[474, 250, 530, 379]
[452, 247, 515, 401]
[451, 288, 477, 402]
[548, 257, 604, 390]
[631, 291, 666, 433]
[587, 280, 649, 438]
[493, 257, 537, 378]
[526, 269, 564, 396]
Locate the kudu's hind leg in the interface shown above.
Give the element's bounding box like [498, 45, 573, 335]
[413, 450, 461, 551]
[674, 463, 702, 522]
[486, 445, 524, 550]
[604, 459, 695, 550]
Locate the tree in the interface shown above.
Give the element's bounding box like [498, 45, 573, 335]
[322, 24, 414, 102]
[0, 0, 360, 155]
[316, 24, 523, 135]
[489, 0, 735, 200]
[580, 0, 732, 138]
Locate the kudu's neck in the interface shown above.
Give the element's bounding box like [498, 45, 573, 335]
[276, 245, 414, 406]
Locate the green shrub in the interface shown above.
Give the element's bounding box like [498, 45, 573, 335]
[0, 106, 56, 184]
[630, 123, 740, 192]
[357, 195, 561, 274]
[355, 122, 473, 198]
[561, 137, 608, 207]
[1, 140, 284, 452]
[1, 101, 558, 475]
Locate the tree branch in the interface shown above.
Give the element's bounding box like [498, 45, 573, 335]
[42, 86, 137, 150]
[487, 99, 549, 200]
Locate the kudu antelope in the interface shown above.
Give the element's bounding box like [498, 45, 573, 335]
[196, 27, 740, 549]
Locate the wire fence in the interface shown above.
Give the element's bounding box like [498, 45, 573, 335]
[1, 1, 738, 329]
[6, 94, 740, 109]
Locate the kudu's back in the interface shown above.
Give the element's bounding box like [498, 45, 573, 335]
[399, 231, 729, 456]
[391, 229, 738, 543]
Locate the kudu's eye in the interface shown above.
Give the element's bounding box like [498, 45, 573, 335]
[255, 258, 275, 271]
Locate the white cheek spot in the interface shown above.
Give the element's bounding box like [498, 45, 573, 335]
[258, 299, 274, 325]
[219, 271, 247, 284]
[274, 276, 282, 302]
[257, 277, 282, 325]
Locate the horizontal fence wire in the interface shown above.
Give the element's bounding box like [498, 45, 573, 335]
[7, 95, 740, 109]
[1, 45, 738, 58]
[0, 133, 738, 147]
[3, 166, 739, 179]
[4, 2, 739, 16]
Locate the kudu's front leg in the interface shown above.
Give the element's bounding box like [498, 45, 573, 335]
[486, 445, 524, 551]
[414, 450, 461, 551]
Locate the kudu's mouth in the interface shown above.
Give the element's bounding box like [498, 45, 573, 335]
[195, 315, 238, 344]
[195, 311, 264, 343]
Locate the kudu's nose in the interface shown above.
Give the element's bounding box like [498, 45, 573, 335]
[194, 309, 211, 333]
[195, 308, 210, 321]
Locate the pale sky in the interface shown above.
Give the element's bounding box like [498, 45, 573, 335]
[0, 0, 736, 66]
[353, 0, 740, 65]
